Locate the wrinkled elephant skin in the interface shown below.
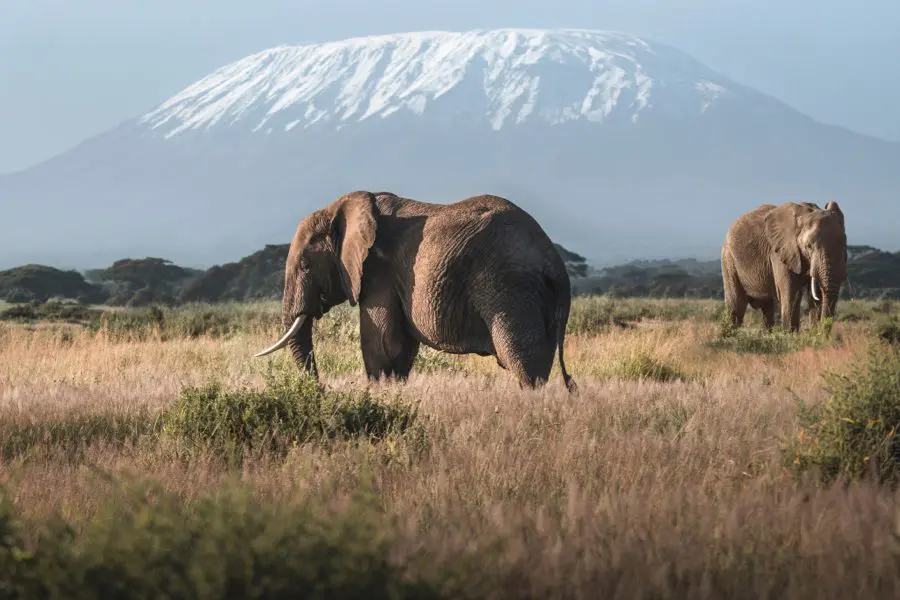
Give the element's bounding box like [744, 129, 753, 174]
[254, 191, 577, 393]
[721, 201, 847, 332]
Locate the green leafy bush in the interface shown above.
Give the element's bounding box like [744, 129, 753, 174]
[709, 311, 837, 355]
[162, 367, 423, 462]
[0, 479, 441, 600]
[785, 342, 900, 485]
[0, 367, 422, 464]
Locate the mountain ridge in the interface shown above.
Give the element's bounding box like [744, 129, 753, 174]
[1, 28, 898, 270]
[136, 28, 798, 139]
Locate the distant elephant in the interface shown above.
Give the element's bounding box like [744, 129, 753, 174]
[721, 201, 847, 331]
[253, 191, 578, 393]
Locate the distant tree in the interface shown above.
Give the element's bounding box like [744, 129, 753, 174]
[0, 264, 106, 304]
[846, 247, 900, 299]
[553, 243, 589, 278]
[92, 257, 198, 306]
[179, 245, 289, 303]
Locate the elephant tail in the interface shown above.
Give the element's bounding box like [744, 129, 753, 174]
[552, 278, 578, 395]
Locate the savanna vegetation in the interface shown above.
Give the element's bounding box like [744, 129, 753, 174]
[3, 243, 899, 308]
[2, 294, 900, 598]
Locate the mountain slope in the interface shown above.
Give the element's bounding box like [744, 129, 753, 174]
[1, 28, 898, 270]
[137, 29, 763, 137]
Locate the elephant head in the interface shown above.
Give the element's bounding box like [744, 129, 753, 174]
[765, 201, 847, 319]
[253, 191, 378, 378]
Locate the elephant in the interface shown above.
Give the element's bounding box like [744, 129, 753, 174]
[721, 201, 847, 332]
[253, 190, 578, 393]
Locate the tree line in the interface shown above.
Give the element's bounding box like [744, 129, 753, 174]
[1, 244, 898, 307]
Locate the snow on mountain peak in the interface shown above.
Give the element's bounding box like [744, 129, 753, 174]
[138, 28, 737, 138]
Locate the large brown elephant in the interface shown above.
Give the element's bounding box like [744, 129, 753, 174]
[721, 201, 847, 331]
[253, 191, 577, 393]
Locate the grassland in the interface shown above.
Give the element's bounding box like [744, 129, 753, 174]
[1, 297, 899, 598]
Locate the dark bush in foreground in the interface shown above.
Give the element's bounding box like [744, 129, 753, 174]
[785, 341, 900, 485]
[0, 481, 439, 600]
[163, 368, 423, 461]
[3, 476, 900, 599]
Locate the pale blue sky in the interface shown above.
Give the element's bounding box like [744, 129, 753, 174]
[2, 0, 898, 174]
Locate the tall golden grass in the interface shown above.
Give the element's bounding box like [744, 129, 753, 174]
[1, 298, 899, 597]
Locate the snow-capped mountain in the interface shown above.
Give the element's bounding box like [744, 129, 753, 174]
[138, 29, 743, 138]
[1, 28, 898, 270]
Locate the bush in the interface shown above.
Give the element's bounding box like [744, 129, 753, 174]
[162, 366, 423, 462]
[2, 287, 35, 303]
[708, 311, 837, 355]
[0, 479, 441, 599]
[0, 363, 423, 464]
[785, 342, 900, 485]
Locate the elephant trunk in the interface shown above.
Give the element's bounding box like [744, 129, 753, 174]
[815, 263, 840, 320]
[288, 316, 318, 380]
[252, 314, 319, 380]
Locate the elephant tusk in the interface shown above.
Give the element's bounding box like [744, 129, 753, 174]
[810, 276, 821, 302]
[253, 315, 306, 357]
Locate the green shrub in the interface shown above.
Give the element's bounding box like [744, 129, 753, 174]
[0, 367, 422, 464]
[784, 342, 900, 485]
[0, 479, 442, 600]
[162, 367, 423, 462]
[708, 312, 837, 356]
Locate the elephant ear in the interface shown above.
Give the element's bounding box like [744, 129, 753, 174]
[329, 191, 377, 306]
[764, 203, 803, 274]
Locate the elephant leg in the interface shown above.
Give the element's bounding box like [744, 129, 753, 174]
[760, 298, 776, 331]
[776, 283, 804, 333]
[388, 330, 420, 380]
[790, 291, 805, 332]
[359, 310, 394, 380]
[488, 311, 554, 389]
[804, 286, 821, 326]
[359, 292, 418, 382]
[722, 250, 749, 327]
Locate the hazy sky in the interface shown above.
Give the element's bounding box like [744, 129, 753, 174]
[2, 0, 898, 174]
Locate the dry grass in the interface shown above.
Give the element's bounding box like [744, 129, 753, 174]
[1, 298, 899, 597]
